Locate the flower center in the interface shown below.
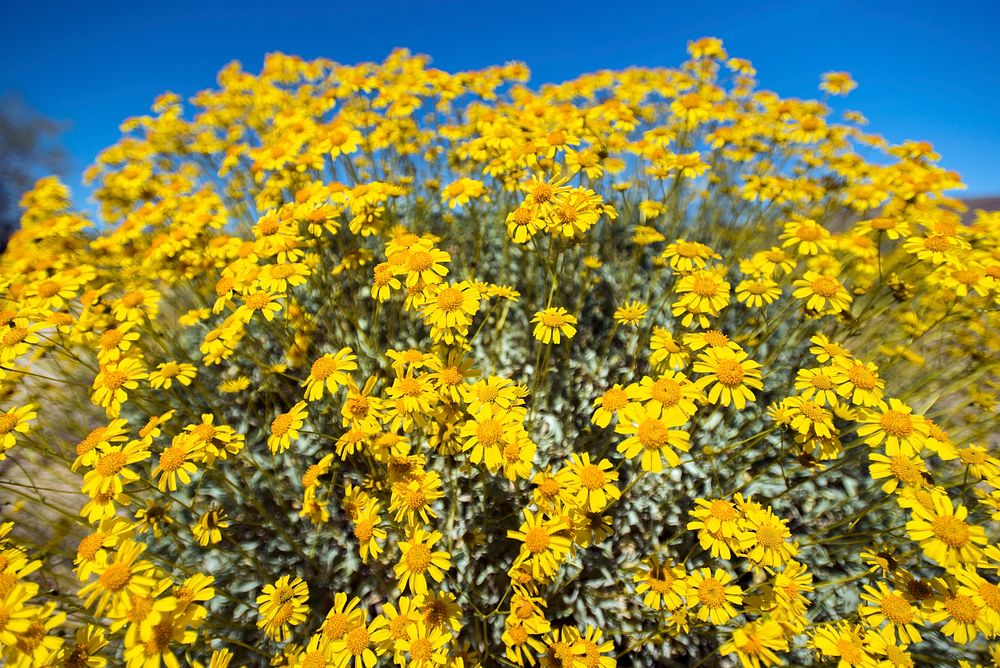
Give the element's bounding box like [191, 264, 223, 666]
[650, 378, 681, 406]
[354, 520, 374, 542]
[271, 413, 293, 437]
[540, 311, 567, 328]
[931, 515, 970, 547]
[476, 419, 503, 445]
[880, 593, 913, 624]
[436, 288, 464, 311]
[697, 578, 726, 607]
[578, 465, 606, 490]
[889, 456, 921, 485]
[715, 360, 745, 386]
[101, 370, 128, 391]
[524, 527, 550, 553]
[159, 445, 187, 472]
[755, 523, 785, 550]
[323, 613, 348, 640]
[600, 387, 628, 411]
[98, 562, 132, 591]
[409, 637, 433, 661]
[405, 544, 431, 572]
[95, 450, 128, 477]
[691, 276, 719, 297]
[880, 411, 913, 437]
[311, 357, 338, 379]
[0, 415, 17, 434]
[943, 594, 979, 624]
[810, 276, 840, 298]
[407, 251, 434, 272]
[846, 364, 878, 390]
[637, 419, 669, 449]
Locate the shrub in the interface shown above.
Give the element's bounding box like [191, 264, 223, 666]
[0, 39, 998, 667]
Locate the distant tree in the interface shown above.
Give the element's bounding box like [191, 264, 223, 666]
[0, 92, 68, 251]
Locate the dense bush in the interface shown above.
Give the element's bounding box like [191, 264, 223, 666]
[0, 39, 998, 667]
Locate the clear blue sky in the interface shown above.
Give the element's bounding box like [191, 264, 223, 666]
[3, 0, 999, 203]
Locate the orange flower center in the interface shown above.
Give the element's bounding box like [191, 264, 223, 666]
[578, 464, 606, 490]
[880, 411, 913, 437]
[809, 276, 840, 298]
[879, 593, 913, 624]
[405, 543, 431, 572]
[637, 419, 669, 449]
[98, 562, 132, 591]
[95, 450, 128, 477]
[714, 360, 745, 386]
[697, 578, 726, 607]
[524, 527, 550, 553]
[943, 594, 979, 624]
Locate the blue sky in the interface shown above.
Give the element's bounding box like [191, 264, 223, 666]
[3, 0, 999, 204]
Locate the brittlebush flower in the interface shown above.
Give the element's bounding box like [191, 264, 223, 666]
[686, 568, 743, 624]
[256, 575, 309, 642]
[906, 492, 986, 568]
[693, 348, 764, 410]
[633, 557, 686, 611]
[614, 403, 690, 472]
[720, 619, 788, 668]
[395, 529, 451, 595]
[303, 347, 357, 401]
[531, 307, 577, 344]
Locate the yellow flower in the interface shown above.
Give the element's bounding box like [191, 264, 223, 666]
[686, 568, 743, 624]
[868, 442, 927, 494]
[507, 508, 573, 579]
[78, 540, 157, 616]
[506, 205, 543, 244]
[906, 492, 986, 568]
[829, 356, 884, 407]
[268, 401, 308, 454]
[626, 371, 702, 423]
[353, 501, 387, 563]
[441, 177, 488, 208]
[565, 453, 619, 512]
[192, 505, 229, 547]
[613, 300, 648, 327]
[809, 622, 872, 666]
[256, 575, 309, 642]
[737, 505, 798, 570]
[858, 398, 929, 456]
[780, 218, 830, 256]
[152, 434, 202, 492]
[82, 438, 150, 498]
[148, 361, 197, 389]
[859, 582, 923, 643]
[531, 307, 577, 344]
[928, 580, 990, 645]
[693, 348, 764, 410]
[820, 71, 857, 95]
[720, 619, 788, 668]
[687, 497, 743, 559]
[649, 328, 689, 371]
[329, 611, 390, 668]
[395, 620, 451, 667]
[633, 556, 686, 611]
[0, 404, 36, 458]
[421, 281, 482, 343]
[614, 403, 690, 472]
[792, 271, 852, 313]
[233, 288, 284, 323]
[395, 529, 451, 595]
[735, 277, 781, 307]
[92, 358, 147, 418]
[303, 347, 357, 401]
